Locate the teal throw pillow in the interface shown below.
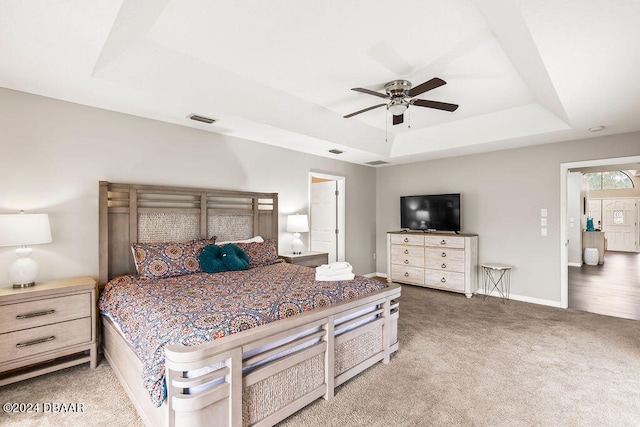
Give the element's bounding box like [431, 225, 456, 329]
[199, 245, 228, 273]
[221, 244, 250, 271]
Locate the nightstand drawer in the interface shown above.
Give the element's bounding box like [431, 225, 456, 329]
[0, 317, 92, 364]
[0, 293, 91, 334]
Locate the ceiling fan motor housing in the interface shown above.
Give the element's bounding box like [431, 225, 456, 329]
[385, 80, 411, 116]
[384, 80, 412, 97]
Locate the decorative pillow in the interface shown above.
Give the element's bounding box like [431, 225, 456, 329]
[220, 244, 250, 271]
[235, 239, 280, 268]
[132, 237, 216, 279]
[199, 244, 228, 273]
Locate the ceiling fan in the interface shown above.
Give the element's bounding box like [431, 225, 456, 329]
[344, 78, 458, 125]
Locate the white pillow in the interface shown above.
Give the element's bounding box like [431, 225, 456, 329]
[216, 236, 264, 245]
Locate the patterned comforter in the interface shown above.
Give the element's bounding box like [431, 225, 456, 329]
[98, 261, 386, 406]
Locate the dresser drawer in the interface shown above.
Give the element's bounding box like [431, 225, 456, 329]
[424, 235, 465, 249]
[425, 259, 465, 273]
[0, 317, 92, 364]
[391, 245, 424, 267]
[390, 234, 425, 246]
[425, 248, 464, 262]
[0, 293, 91, 334]
[425, 271, 465, 292]
[391, 265, 425, 285]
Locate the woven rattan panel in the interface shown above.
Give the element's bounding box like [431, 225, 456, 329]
[208, 213, 253, 242]
[137, 212, 200, 243]
[242, 353, 324, 426]
[335, 327, 383, 376]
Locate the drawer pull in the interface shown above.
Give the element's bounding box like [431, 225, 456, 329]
[404, 272, 409, 277]
[16, 336, 55, 348]
[404, 237, 409, 243]
[441, 263, 447, 269]
[441, 252, 446, 257]
[440, 277, 447, 283]
[16, 309, 55, 320]
[404, 249, 409, 254]
[440, 239, 446, 245]
[404, 259, 409, 264]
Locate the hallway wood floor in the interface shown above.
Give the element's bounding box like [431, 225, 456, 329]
[568, 251, 640, 320]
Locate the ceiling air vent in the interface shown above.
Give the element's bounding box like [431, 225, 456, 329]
[328, 149, 344, 155]
[365, 160, 390, 166]
[188, 114, 216, 124]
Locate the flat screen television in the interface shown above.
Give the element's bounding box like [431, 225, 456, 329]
[400, 193, 461, 232]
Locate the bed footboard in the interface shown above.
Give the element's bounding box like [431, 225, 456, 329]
[163, 285, 400, 427]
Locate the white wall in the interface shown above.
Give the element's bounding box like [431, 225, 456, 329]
[376, 132, 640, 305]
[0, 88, 377, 284]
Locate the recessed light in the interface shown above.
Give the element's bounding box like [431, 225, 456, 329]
[588, 126, 605, 132]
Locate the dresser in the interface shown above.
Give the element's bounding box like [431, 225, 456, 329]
[0, 276, 97, 386]
[387, 232, 478, 297]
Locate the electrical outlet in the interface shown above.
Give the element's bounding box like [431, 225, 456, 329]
[541, 228, 547, 236]
[372, 253, 376, 260]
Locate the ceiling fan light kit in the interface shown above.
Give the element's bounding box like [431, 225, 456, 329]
[344, 77, 458, 125]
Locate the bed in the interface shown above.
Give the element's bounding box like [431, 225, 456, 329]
[97, 181, 400, 427]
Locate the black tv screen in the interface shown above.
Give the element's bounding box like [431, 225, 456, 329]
[400, 194, 461, 232]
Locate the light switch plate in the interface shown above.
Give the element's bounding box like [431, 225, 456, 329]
[541, 208, 548, 217]
[541, 228, 547, 236]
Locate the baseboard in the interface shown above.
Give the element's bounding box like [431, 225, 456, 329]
[568, 262, 582, 267]
[474, 288, 563, 308]
[364, 272, 387, 278]
[372, 272, 563, 308]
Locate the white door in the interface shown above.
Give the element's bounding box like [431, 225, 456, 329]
[602, 199, 638, 252]
[311, 180, 337, 262]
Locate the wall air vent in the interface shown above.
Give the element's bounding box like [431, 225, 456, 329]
[188, 114, 216, 124]
[328, 149, 344, 155]
[365, 160, 390, 166]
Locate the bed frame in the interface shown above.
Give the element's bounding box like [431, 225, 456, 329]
[98, 181, 400, 427]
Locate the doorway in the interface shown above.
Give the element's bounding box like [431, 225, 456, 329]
[309, 173, 345, 263]
[560, 154, 640, 312]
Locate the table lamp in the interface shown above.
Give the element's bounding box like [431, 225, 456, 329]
[286, 214, 309, 254]
[0, 211, 52, 288]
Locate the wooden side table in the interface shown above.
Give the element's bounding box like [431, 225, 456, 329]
[279, 252, 329, 268]
[0, 276, 97, 386]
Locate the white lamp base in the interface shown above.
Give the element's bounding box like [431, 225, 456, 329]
[291, 233, 303, 255]
[9, 247, 39, 288]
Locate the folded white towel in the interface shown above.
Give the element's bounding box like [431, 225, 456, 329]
[315, 273, 355, 281]
[315, 266, 352, 276]
[317, 262, 352, 271]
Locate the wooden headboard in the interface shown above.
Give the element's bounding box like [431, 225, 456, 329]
[98, 181, 278, 286]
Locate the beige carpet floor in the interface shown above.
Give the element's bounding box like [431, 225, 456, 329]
[1, 283, 639, 426]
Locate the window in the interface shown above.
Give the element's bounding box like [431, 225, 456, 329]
[584, 171, 634, 190]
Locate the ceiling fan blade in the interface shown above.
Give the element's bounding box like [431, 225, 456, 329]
[411, 98, 459, 112]
[407, 77, 447, 97]
[344, 103, 387, 118]
[393, 114, 404, 125]
[351, 87, 389, 99]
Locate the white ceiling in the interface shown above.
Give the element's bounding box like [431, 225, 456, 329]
[2, 0, 640, 166]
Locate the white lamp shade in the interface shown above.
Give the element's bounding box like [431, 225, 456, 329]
[286, 214, 309, 233]
[0, 213, 52, 247]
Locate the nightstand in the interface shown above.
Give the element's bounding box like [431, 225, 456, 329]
[279, 252, 329, 268]
[0, 276, 97, 386]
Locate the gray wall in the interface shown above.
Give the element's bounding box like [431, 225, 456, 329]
[0, 88, 377, 284]
[376, 132, 640, 305]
